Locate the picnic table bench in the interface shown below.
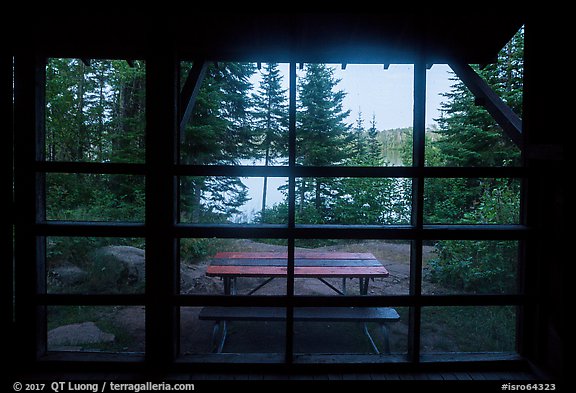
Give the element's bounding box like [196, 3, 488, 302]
[200, 251, 399, 354]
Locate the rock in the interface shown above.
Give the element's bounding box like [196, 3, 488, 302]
[50, 265, 88, 286]
[92, 246, 145, 285]
[48, 322, 115, 346]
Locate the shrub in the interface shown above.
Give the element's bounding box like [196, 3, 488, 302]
[427, 179, 520, 293]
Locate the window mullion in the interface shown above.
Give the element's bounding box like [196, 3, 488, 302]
[285, 61, 297, 364]
[408, 60, 426, 363]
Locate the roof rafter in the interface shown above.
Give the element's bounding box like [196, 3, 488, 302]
[450, 61, 523, 148]
[179, 60, 208, 131]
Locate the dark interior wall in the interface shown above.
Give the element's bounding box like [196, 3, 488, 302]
[522, 17, 564, 379]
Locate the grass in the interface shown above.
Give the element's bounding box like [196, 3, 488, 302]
[420, 306, 516, 353]
[47, 306, 140, 353]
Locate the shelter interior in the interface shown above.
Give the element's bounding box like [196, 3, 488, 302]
[4, 13, 563, 382]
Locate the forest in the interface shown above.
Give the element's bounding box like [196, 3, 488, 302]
[45, 28, 524, 294]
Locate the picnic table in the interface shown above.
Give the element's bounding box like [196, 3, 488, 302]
[200, 251, 399, 354]
[206, 251, 390, 295]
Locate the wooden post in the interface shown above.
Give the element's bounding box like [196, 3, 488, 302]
[408, 60, 426, 364]
[13, 53, 46, 362]
[146, 39, 178, 368]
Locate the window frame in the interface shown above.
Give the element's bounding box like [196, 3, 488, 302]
[12, 51, 530, 367]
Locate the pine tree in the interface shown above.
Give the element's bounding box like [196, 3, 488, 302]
[434, 29, 523, 168]
[426, 27, 524, 224]
[334, 112, 411, 225]
[351, 109, 365, 159]
[180, 62, 255, 222]
[366, 113, 383, 164]
[296, 63, 351, 218]
[251, 63, 288, 221]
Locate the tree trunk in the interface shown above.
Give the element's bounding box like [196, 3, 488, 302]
[261, 176, 268, 222]
[299, 178, 306, 214]
[261, 145, 270, 221]
[192, 181, 202, 223]
[315, 180, 322, 211]
[76, 62, 86, 161]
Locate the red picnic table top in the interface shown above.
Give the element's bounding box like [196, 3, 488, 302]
[206, 251, 389, 278]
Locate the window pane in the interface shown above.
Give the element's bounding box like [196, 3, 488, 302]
[424, 178, 520, 225]
[297, 64, 413, 167]
[293, 306, 408, 358]
[294, 177, 412, 225]
[179, 176, 288, 224]
[180, 306, 286, 357]
[180, 238, 287, 295]
[180, 62, 289, 166]
[45, 58, 145, 163]
[46, 173, 145, 222]
[46, 237, 145, 294]
[293, 239, 409, 296]
[423, 240, 519, 295]
[421, 306, 516, 353]
[425, 63, 522, 168]
[47, 306, 145, 353]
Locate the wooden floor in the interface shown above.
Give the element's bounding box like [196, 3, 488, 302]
[181, 370, 538, 380]
[15, 369, 540, 381]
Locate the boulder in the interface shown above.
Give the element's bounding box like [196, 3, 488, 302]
[48, 321, 115, 346]
[92, 246, 145, 285]
[50, 265, 88, 286]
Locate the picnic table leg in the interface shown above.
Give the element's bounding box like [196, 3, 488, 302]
[380, 323, 391, 354]
[224, 277, 231, 295]
[359, 278, 369, 295]
[363, 323, 380, 354]
[217, 277, 235, 352]
[210, 320, 228, 353]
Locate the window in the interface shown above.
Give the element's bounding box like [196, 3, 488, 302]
[12, 45, 528, 366]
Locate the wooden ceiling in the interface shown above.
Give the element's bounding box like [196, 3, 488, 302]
[8, 13, 525, 64]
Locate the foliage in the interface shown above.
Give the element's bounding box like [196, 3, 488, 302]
[424, 306, 516, 352]
[45, 59, 146, 163]
[432, 29, 523, 168]
[180, 238, 220, 262]
[46, 37, 525, 293]
[250, 63, 289, 220]
[179, 62, 255, 223]
[424, 29, 524, 293]
[427, 179, 520, 292]
[45, 59, 146, 227]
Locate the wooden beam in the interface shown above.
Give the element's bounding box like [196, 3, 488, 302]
[146, 44, 179, 366]
[450, 62, 523, 148]
[179, 60, 207, 131]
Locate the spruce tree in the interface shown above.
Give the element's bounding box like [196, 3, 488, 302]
[251, 63, 288, 221]
[426, 28, 524, 224]
[296, 63, 351, 218]
[180, 62, 255, 222]
[434, 29, 523, 168]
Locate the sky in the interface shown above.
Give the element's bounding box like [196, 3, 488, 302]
[238, 63, 455, 219]
[255, 63, 454, 131]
